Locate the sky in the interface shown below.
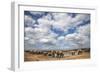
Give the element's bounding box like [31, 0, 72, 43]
[24, 11, 90, 50]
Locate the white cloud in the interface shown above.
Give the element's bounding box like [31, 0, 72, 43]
[52, 13, 72, 31]
[77, 24, 90, 36]
[64, 24, 90, 49]
[43, 13, 53, 20]
[24, 15, 36, 27]
[39, 39, 50, 43]
[52, 13, 69, 21]
[24, 12, 90, 50]
[71, 14, 90, 26]
[25, 26, 34, 32]
[37, 17, 53, 28]
[24, 37, 29, 41]
[24, 24, 58, 50]
[51, 13, 90, 32]
[72, 14, 90, 22]
[57, 36, 65, 41]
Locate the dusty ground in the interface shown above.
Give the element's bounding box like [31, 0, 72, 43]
[24, 52, 90, 62]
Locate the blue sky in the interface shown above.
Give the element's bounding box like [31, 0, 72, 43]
[24, 11, 90, 50]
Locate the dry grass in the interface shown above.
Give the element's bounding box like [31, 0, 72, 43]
[24, 51, 90, 62]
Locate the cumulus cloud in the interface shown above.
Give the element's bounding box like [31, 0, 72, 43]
[77, 24, 90, 36]
[51, 13, 72, 31]
[24, 11, 90, 50]
[65, 32, 90, 49]
[24, 15, 36, 27]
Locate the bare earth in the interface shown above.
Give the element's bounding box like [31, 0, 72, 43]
[24, 52, 90, 62]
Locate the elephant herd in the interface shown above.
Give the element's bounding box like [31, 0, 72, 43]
[44, 51, 64, 58]
[25, 49, 86, 58]
[43, 49, 83, 58]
